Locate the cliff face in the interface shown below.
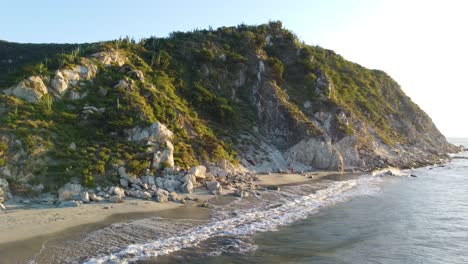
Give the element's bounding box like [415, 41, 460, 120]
[0, 22, 457, 192]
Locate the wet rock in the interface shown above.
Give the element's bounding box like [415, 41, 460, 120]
[235, 190, 249, 198]
[266, 186, 280, 191]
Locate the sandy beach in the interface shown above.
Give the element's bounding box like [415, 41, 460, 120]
[0, 172, 342, 243]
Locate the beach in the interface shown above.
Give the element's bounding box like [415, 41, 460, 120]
[0, 171, 342, 263]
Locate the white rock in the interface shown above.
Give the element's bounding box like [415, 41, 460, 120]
[91, 50, 126, 66]
[189, 165, 207, 179]
[113, 187, 125, 197]
[142, 191, 152, 200]
[3, 76, 48, 103]
[68, 142, 77, 151]
[81, 191, 90, 203]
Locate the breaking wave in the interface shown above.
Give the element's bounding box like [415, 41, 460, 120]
[84, 176, 382, 264]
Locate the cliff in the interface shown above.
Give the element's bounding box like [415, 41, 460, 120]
[0, 21, 458, 196]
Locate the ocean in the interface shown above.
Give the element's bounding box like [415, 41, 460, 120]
[29, 139, 468, 263]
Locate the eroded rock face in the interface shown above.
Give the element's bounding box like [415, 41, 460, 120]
[285, 138, 344, 171]
[3, 76, 48, 103]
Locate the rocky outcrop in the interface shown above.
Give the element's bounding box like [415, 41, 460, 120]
[285, 138, 344, 171]
[49, 59, 97, 98]
[91, 49, 127, 66]
[127, 122, 174, 169]
[3, 76, 48, 103]
[0, 178, 12, 201]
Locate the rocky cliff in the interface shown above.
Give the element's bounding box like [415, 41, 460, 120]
[0, 22, 458, 199]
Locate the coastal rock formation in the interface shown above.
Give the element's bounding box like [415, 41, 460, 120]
[0, 22, 458, 197]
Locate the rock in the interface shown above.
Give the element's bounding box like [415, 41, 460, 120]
[113, 79, 133, 90]
[58, 183, 83, 201]
[141, 176, 155, 186]
[91, 50, 126, 66]
[120, 178, 129, 187]
[89, 193, 103, 202]
[181, 179, 194, 194]
[129, 70, 145, 82]
[142, 191, 152, 200]
[50, 61, 97, 97]
[131, 184, 143, 191]
[285, 138, 344, 171]
[81, 191, 90, 203]
[117, 167, 140, 185]
[189, 165, 207, 179]
[0, 178, 12, 201]
[0, 202, 5, 210]
[109, 195, 124, 203]
[155, 189, 169, 203]
[235, 190, 249, 198]
[163, 179, 181, 192]
[58, 201, 81, 208]
[266, 186, 280, 191]
[410, 174, 418, 178]
[113, 187, 125, 197]
[206, 181, 222, 195]
[168, 191, 179, 202]
[3, 76, 48, 103]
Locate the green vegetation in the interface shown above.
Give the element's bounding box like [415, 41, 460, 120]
[0, 21, 425, 190]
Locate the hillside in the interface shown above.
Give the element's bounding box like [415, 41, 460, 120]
[0, 21, 458, 194]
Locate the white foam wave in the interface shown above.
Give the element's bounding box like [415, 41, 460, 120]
[84, 177, 381, 264]
[372, 167, 409, 177]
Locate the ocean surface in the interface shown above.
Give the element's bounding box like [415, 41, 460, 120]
[31, 139, 468, 263]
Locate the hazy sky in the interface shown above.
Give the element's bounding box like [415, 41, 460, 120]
[1, 0, 466, 137]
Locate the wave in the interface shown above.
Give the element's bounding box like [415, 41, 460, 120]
[84, 176, 382, 264]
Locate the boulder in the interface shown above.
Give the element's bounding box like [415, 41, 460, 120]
[109, 195, 124, 203]
[168, 191, 179, 202]
[113, 186, 125, 197]
[119, 178, 129, 188]
[3, 76, 48, 103]
[285, 138, 344, 171]
[206, 181, 222, 195]
[141, 176, 155, 186]
[117, 167, 140, 185]
[0, 178, 12, 201]
[81, 191, 90, 203]
[163, 179, 181, 192]
[155, 189, 169, 203]
[58, 183, 83, 201]
[89, 193, 103, 202]
[181, 180, 194, 194]
[189, 165, 207, 179]
[142, 191, 152, 200]
[49, 61, 97, 97]
[235, 190, 249, 198]
[0, 202, 5, 210]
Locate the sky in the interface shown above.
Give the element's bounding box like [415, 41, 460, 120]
[1, 0, 467, 137]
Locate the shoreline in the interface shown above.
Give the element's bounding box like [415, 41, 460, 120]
[0, 171, 342, 247]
